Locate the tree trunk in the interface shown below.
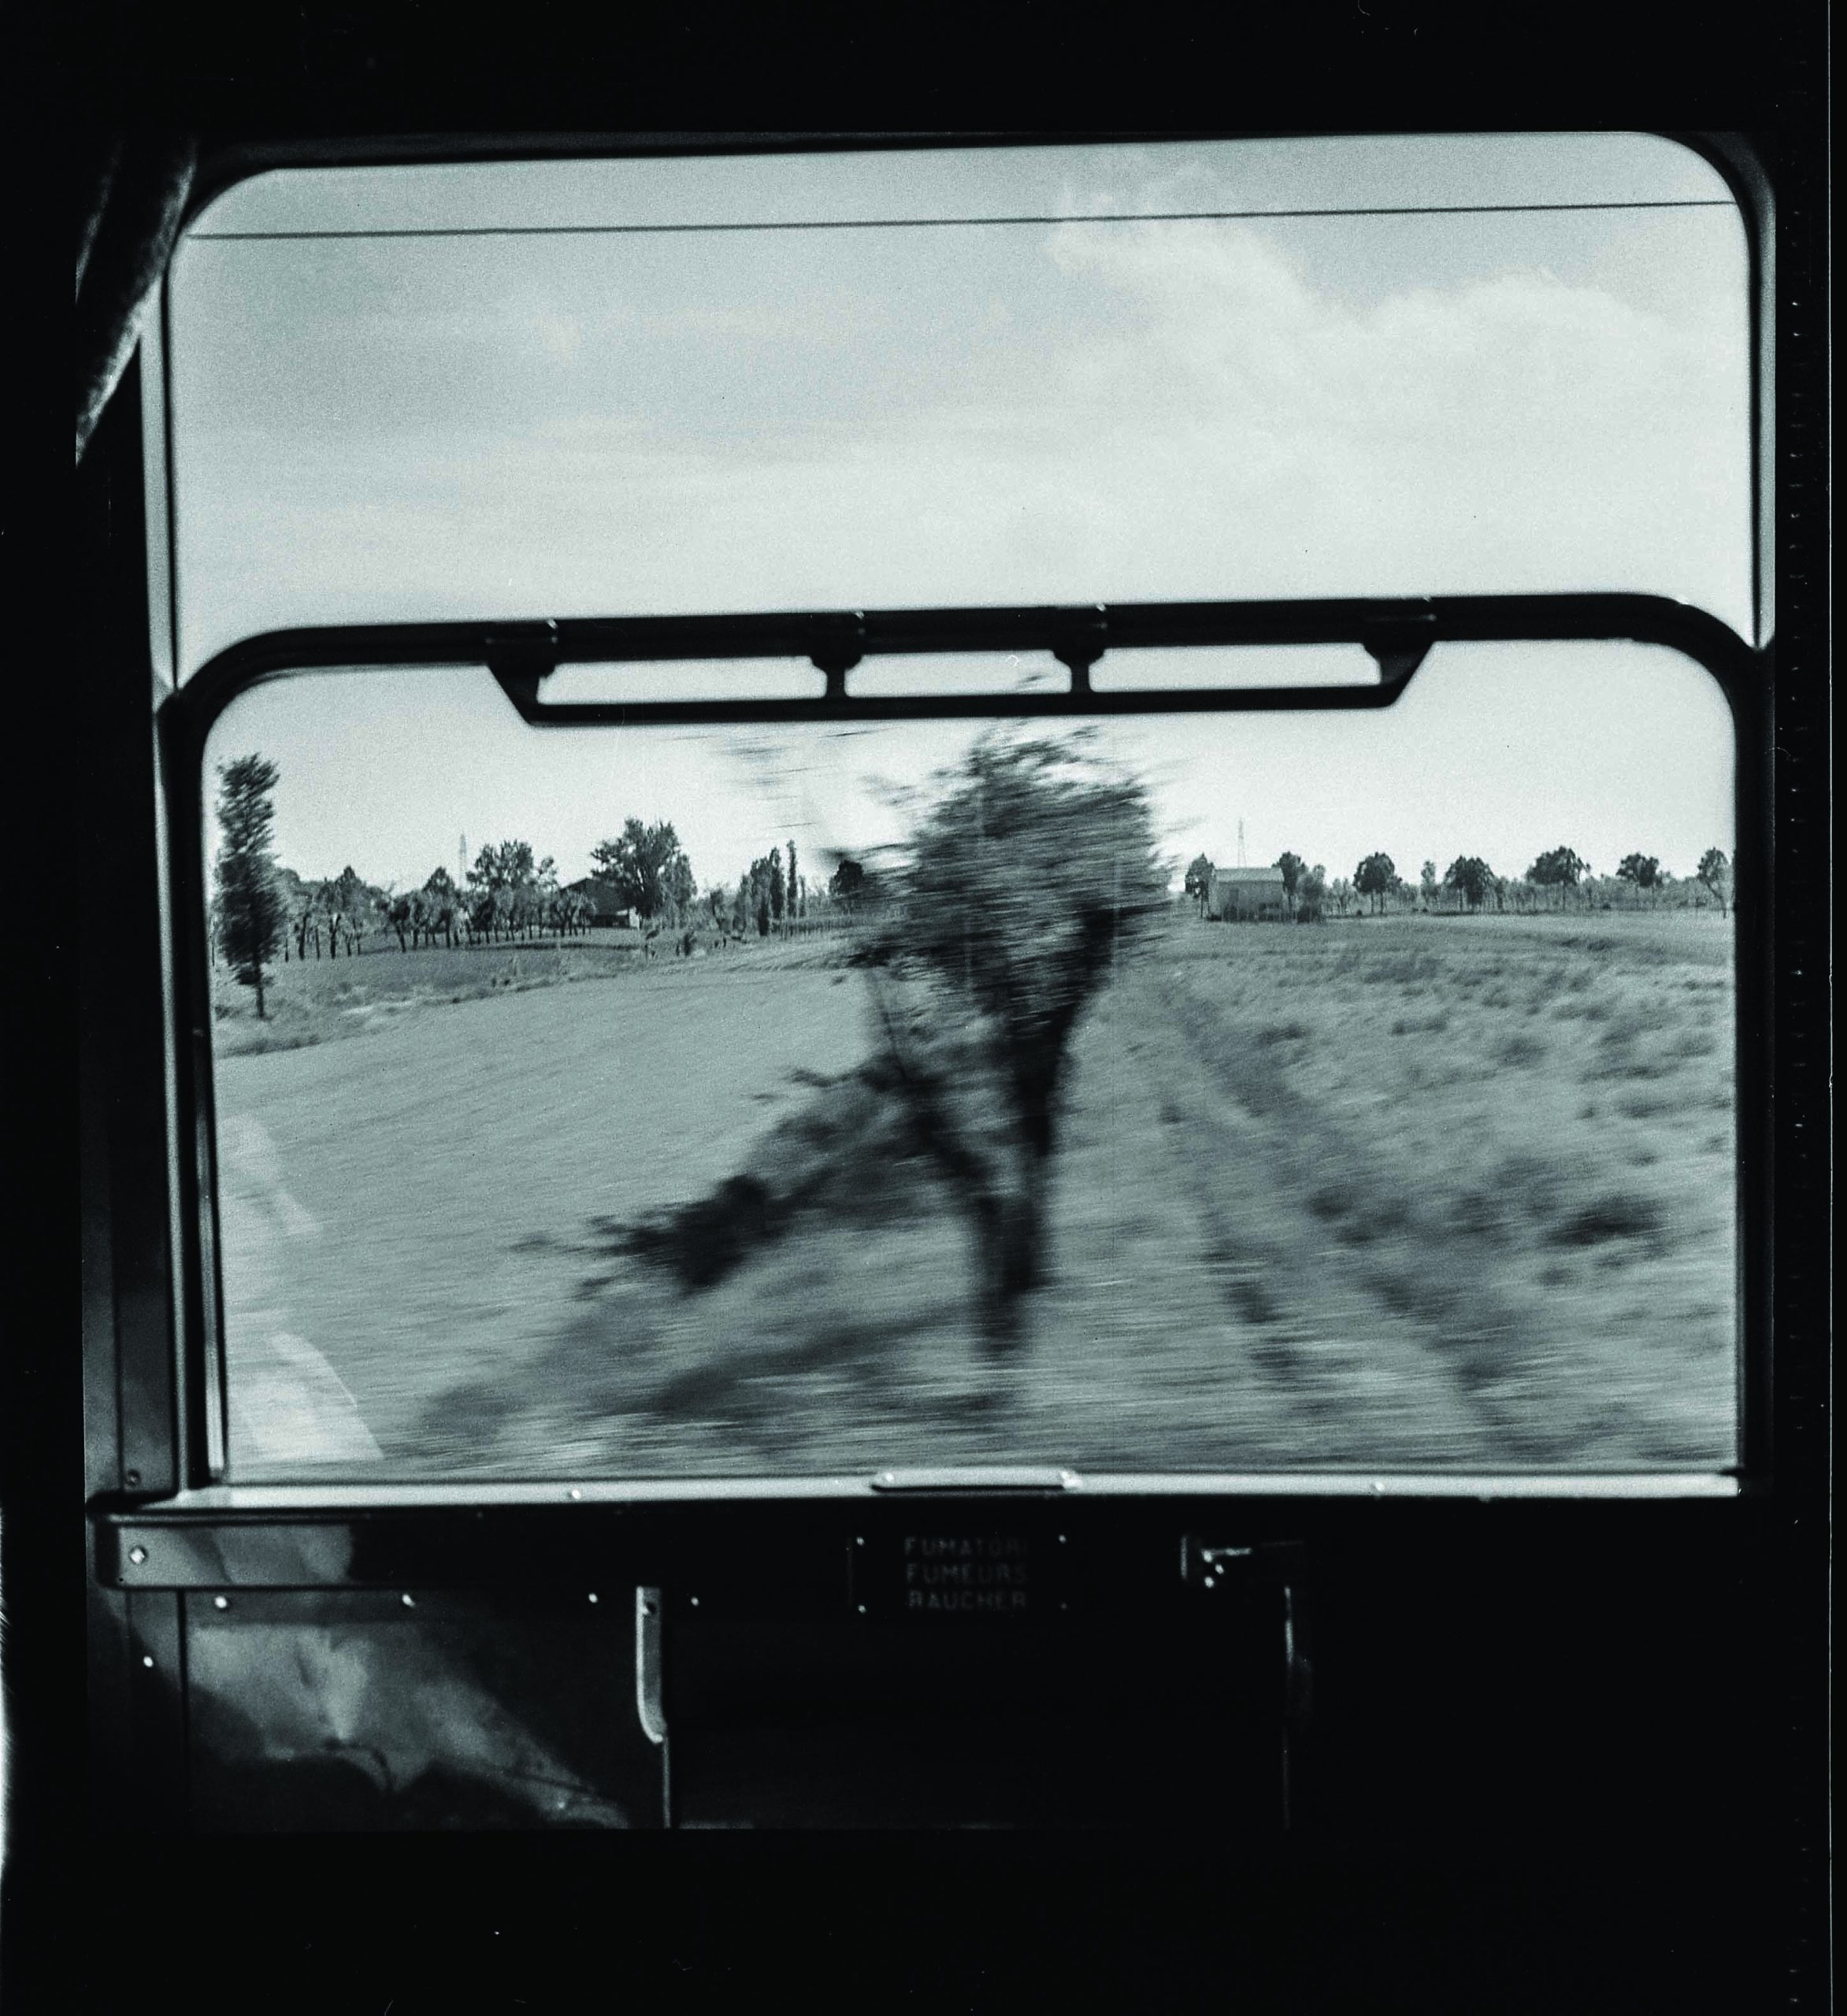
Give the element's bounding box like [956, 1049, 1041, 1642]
[254, 965, 266, 1019]
[970, 1147, 1050, 1350]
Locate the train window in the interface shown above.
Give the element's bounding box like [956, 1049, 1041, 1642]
[157, 133, 1760, 1495]
[198, 642, 1740, 1483]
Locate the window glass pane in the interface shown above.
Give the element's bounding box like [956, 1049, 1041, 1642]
[543, 660, 826, 703]
[204, 643, 1738, 1479]
[1094, 646, 1380, 691]
[169, 135, 1749, 675]
[847, 655, 1066, 698]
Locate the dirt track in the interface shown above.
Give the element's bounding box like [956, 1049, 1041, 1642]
[217, 958, 877, 1460]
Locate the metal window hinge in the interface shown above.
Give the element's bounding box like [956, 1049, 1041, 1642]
[1180, 1536, 1307, 1588]
[635, 1585, 671, 1827]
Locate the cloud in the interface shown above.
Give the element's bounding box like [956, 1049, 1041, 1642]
[179, 210, 1752, 673]
[532, 308, 584, 364]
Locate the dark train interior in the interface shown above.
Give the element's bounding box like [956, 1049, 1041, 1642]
[10, 6, 1830, 2010]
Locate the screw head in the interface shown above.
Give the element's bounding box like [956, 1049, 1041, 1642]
[857, 1604, 867, 1614]
[141, 1655, 154, 1670]
[213, 1595, 229, 1610]
[400, 1593, 416, 1607]
[587, 1592, 599, 1604]
[128, 1547, 147, 1565]
[569, 1488, 583, 1501]
[690, 1595, 699, 1607]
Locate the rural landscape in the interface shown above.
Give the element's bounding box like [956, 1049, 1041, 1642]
[209, 730, 1739, 1480]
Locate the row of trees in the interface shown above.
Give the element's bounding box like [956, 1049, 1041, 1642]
[1183, 842, 1734, 924]
[254, 846, 601, 970]
[1395, 846, 1732, 917]
[210, 760, 647, 1015]
[210, 757, 894, 1015]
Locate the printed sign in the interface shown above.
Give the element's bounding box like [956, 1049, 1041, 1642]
[851, 1528, 1072, 1619]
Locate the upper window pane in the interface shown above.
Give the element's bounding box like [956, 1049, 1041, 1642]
[167, 135, 1750, 674]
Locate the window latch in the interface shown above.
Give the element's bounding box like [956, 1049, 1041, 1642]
[808, 611, 867, 695]
[485, 620, 561, 716]
[1051, 606, 1110, 693]
[1363, 606, 1437, 687]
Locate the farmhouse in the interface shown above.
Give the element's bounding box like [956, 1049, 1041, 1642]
[1206, 865, 1289, 921]
[563, 877, 637, 929]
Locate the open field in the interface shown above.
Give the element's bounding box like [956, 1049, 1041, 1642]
[207, 925, 768, 1056]
[217, 911, 1737, 1478]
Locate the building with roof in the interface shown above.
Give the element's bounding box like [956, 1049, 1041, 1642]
[1206, 864, 1289, 921]
[563, 877, 638, 929]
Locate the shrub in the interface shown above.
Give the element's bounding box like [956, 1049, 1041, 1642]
[1617, 1088, 1677, 1120]
[1552, 1191, 1664, 1247]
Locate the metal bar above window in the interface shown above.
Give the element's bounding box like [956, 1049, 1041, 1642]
[180, 591, 1759, 736]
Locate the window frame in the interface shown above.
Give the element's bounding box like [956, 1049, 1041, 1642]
[134, 129, 1777, 1506]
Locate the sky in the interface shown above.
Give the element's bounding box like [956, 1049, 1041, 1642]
[173, 136, 1748, 887]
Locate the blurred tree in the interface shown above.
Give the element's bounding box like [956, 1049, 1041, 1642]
[534, 854, 561, 936]
[1297, 862, 1327, 923]
[1697, 847, 1732, 917]
[874, 734, 1167, 1343]
[421, 865, 462, 947]
[592, 820, 694, 923]
[324, 865, 370, 957]
[1330, 875, 1353, 917]
[1617, 853, 1662, 905]
[1443, 855, 1495, 913]
[1528, 846, 1588, 909]
[662, 852, 695, 925]
[269, 864, 313, 961]
[1183, 853, 1215, 917]
[786, 839, 799, 931]
[1420, 860, 1439, 910]
[768, 847, 786, 927]
[1275, 851, 1304, 916]
[1355, 851, 1396, 915]
[213, 754, 285, 1017]
[829, 858, 868, 911]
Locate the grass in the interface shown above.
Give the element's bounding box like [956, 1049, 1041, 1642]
[209, 926, 852, 1056]
[215, 906, 1738, 1479]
